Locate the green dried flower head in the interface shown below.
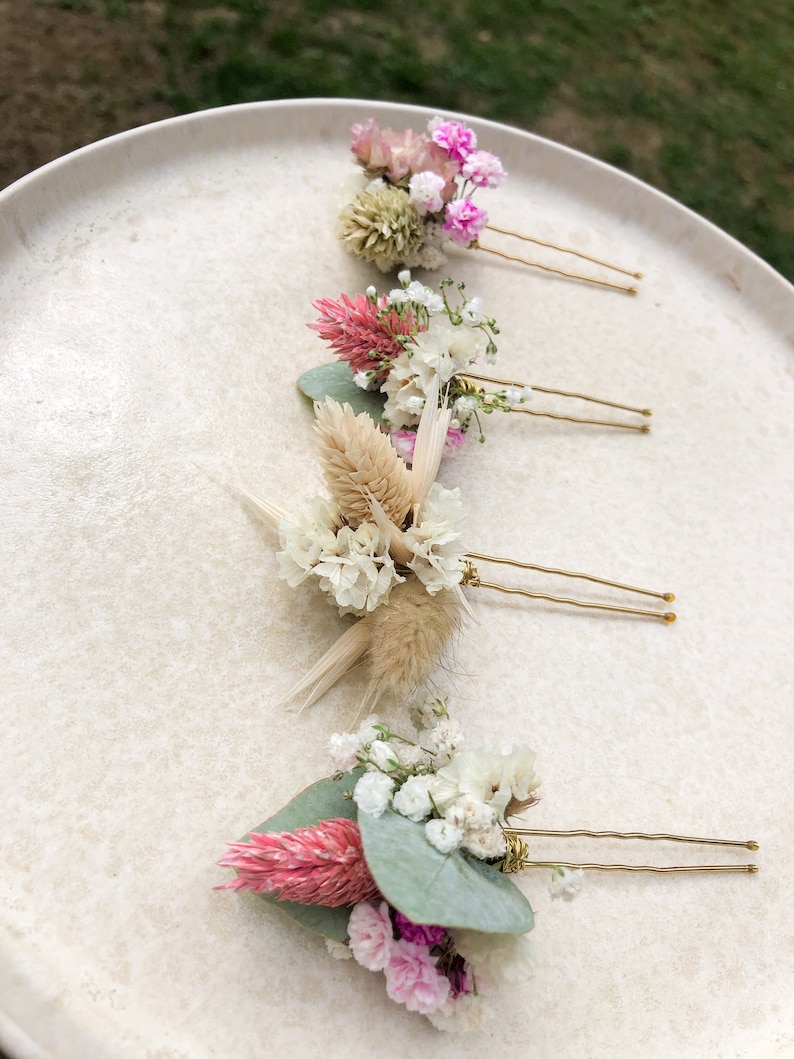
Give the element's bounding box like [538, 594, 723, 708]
[339, 185, 424, 270]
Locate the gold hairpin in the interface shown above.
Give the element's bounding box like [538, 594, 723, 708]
[245, 383, 676, 712]
[460, 371, 652, 433]
[501, 828, 759, 875]
[475, 224, 642, 296]
[462, 555, 676, 622]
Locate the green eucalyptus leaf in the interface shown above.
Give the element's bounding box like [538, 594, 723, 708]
[298, 362, 386, 424]
[244, 769, 364, 942]
[358, 809, 534, 935]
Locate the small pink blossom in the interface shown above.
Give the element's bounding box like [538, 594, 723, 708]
[348, 899, 394, 971]
[430, 119, 478, 162]
[442, 198, 488, 246]
[394, 911, 447, 948]
[217, 818, 379, 906]
[350, 118, 392, 172]
[384, 938, 451, 1014]
[391, 426, 466, 464]
[461, 150, 507, 189]
[309, 293, 421, 377]
[381, 129, 460, 187]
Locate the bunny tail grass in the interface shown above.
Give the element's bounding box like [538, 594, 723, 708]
[362, 579, 464, 703]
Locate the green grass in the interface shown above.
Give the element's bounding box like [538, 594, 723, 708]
[150, 1, 792, 280]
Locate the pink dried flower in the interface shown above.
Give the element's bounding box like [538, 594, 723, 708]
[461, 150, 507, 189]
[217, 818, 379, 907]
[442, 198, 488, 246]
[309, 293, 420, 377]
[350, 118, 392, 172]
[391, 426, 466, 464]
[381, 128, 460, 187]
[385, 938, 451, 1014]
[348, 899, 394, 971]
[430, 119, 478, 162]
[394, 911, 447, 948]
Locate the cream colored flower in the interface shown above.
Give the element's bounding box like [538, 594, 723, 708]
[276, 495, 340, 587]
[339, 184, 424, 270]
[450, 929, 534, 991]
[312, 522, 402, 616]
[314, 399, 412, 528]
[404, 483, 466, 594]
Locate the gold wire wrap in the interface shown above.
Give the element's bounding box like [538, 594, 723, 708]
[461, 557, 676, 623]
[485, 223, 643, 280]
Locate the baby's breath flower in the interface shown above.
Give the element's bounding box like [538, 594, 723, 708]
[353, 771, 395, 817]
[425, 817, 465, 854]
[392, 774, 434, 822]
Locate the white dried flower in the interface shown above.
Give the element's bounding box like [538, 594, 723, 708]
[407, 171, 446, 215]
[444, 794, 497, 832]
[451, 929, 534, 990]
[276, 496, 340, 588]
[461, 825, 507, 860]
[392, 774, 434, 822]
[429, 718, 464, 761]
[353, 770, 395, 817]
[312, 522, 402, 616]
[404, 483, 466, 594]
[458, 296, 486, 325]
[328, 730, 365, 772]
[396, 742, 428, 769]
[425, 817, 465, 854]
[367, 738, 401, 772]
[549, 866, 585, 899]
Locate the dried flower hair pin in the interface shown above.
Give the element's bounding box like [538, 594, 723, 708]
[299, 270, 651, 463]
[341, 115, 642, 295]
[217, 699, 757, 1032]
[245, 385, 673, 712]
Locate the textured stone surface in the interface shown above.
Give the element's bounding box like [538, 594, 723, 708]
[0, 100, 792, 1058]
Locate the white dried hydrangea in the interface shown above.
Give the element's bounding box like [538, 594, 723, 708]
[403, 483, 466, 594]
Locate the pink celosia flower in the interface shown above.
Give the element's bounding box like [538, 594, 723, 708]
[391, 426, 466, 464]
[216, 818, 379, 907]
[384, 938, 451, 1014]
[394, 911, 447, 948]
[430, 119, 478, 162]
[461, 150, 507, 189]
[347, 899, 394, 971]
[309, 293, 420, 377]
[442, 198, 488, 246]
[350, 118, 392, 172]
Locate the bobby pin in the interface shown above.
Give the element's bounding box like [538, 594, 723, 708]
[217, 701, 756, 1031]
[304, 271, 652, 457]
[341, 114, 642, 294]
[460, 370, 652, 433]
[501, 828, 758, 874]
[475, 223, 641, 295]
[462, 555, 676, 623]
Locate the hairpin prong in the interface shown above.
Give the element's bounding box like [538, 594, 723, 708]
[463, 556, 676, 622]
[462, 370, 652, 433]
[501, 829, 759, 874]
[473, 241, 639, 295]
[485, 223, 643, 281]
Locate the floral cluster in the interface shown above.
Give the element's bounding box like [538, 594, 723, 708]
[339, 115, 506, 271]
[336, 702, 540, 860]
[275, 395, 466, 617]
[277, 477, 465, 616]
[310, 270, 532, 454]
[218, 699, 541, 1031]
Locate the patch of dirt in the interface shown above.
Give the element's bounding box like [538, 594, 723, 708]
[0, 0, 175, 189]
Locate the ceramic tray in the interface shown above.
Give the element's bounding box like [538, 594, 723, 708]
[1, 99, 792, 1059]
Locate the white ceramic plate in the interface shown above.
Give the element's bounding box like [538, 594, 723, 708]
[1, 99, 792, 1059]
